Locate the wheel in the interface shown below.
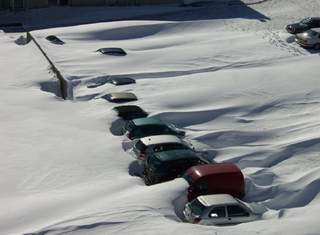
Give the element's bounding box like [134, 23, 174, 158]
[313, 43, 320, 50]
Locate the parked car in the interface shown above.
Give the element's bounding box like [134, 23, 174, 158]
[46, 35, 64, 44]
[182, 163, 245, 202]
[295, 28, 320, 50]
[183, 194, 268, 225]
[112, 105, 148, 120]
[142, 149, 213, 185]
[107, 77, 135, 85]
[96, 47, 126, 55]
[101, 92, 137, 102]
[286, 17, 320, 34]
[121, 118, 185, 140]
[132, 135, 195, 161]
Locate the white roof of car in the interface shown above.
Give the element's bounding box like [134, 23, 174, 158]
[198, 194, 238, 206]
[139, 135, 183, 145]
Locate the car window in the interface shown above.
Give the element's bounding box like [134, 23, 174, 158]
[182, 171, 195, 185]
[134, 140, 147, 151]
[189, 198, 207, 216]
[209, 206, 226, 218]
[306, 30, 318, 37]
[300, 18, 311, 25]
[147, 154, 162, 171]
[190, 180, 209, 192]
[310, 20, 319, 27]
[125, 121, 136, 132]
[153, 143, 187, 152]
[141, 125, 165, 135]
[227, 205, 249, 217]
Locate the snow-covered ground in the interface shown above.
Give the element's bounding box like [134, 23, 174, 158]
[1, 0, 320, 234]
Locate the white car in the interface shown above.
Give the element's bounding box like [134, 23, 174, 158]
[183, 194, 268, 226]
[295, 28, 320, 50]
[131, 135, 195, 162]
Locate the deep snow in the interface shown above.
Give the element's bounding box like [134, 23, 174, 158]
[1, 0, 320, 234]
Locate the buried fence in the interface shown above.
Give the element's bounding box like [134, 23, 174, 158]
[26, 31, 68, 100]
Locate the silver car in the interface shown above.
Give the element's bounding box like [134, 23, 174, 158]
[183, 194, 268, 225]
[131, 135, 195, 162]
[295, 28, 320, 50]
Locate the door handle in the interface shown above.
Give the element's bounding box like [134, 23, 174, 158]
[228, 218, 232, 220]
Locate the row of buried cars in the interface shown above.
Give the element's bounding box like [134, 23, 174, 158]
[102, 72, 268, 226]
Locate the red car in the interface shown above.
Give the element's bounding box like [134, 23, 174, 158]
[182, 163, 245, 202]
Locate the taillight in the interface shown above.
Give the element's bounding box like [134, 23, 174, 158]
[194, 218, 202, 224]
[128, 134, 135, 139]
[140, 152, 146, 158]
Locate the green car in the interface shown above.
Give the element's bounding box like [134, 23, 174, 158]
[142, 149, 213, 185]
[121, 118, 185, 140]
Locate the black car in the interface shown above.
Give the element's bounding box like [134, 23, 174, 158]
[112, 105, 148, 120]
[286, 17, 320, 34]
[142, 149, 213, 185]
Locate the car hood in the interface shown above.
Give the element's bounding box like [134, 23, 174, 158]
[288, 23, 308, 30]
[248, 202, 268, 215]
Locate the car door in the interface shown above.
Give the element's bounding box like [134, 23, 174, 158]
[201, 206, 228, 225]
[226, 205, 252, 224]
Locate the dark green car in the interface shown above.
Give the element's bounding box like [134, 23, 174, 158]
[121, 118, 185, 140]
[142, 149, 213, 185]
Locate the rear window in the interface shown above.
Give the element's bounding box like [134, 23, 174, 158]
[125, 121, 136, 132]
[153, 143, 187, 152]
[189, 198, 207, 216]
[147, 154, 162, 171]
[306, 29, 318, 36]
[182, 172, 195, 185]
[135, 140, 147, 151]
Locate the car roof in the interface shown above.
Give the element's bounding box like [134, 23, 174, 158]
[101, 92, 137, 102]
[109, 77, 136, 85]
[198, 194, 237, 206]
[113, 105, 144, 113]
[139, 135, 182, 146]
[186, 163, 242, 180]
[96, 47, 126, 55]
[154, 149, 198, 162]
[132, 117, 164, 126]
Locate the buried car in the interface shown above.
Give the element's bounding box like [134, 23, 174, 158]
[101, 92, 137, 102]
[295, 28, 320, 50]
[286, 17, 320, 34]
[142, 149, 213, 185]
[96, 47, 126, 55]
[121, 118, 185, 140]
[112, 105, 148, 120]
[132, 135, 195, 162]
[182, 163, 245, 202]
[183, 194, 268, 225]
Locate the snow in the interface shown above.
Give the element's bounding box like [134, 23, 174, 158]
[1, 0, 320, 234]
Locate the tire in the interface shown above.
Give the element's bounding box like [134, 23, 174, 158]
[313, 43, 320, 50]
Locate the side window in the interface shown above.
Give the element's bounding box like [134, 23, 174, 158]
[191, 180, 209, 193]
[227, 206, 249, 217]
[311, 20, 320, 27]
[141, 125, 164, 135]
[209, 206, 226, 218]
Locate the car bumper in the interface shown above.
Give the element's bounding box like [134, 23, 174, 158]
[295, 39, 314, 48]
[286, 26, 295, 34]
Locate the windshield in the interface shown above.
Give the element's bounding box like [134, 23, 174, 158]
[182, 172, 195, 185]
[189, 198, 207, 215]
[125, 121, 136, 132]
[300, 18, 312, 25]
[305, 29, 318, 37]
[235, 198, 252, 212]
